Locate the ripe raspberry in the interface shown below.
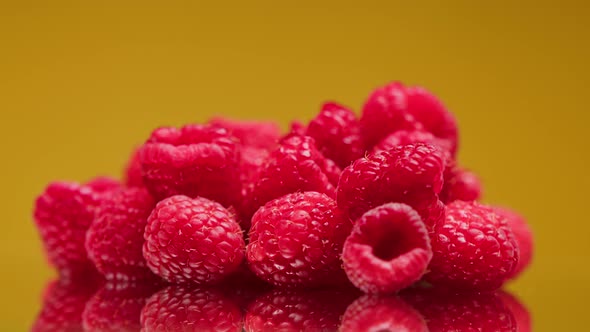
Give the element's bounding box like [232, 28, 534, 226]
[405, 86, 459, 156]
[209, 117, 281, 150]
[140, 285, 242, 332]
[360, 81, 420, 149]
[360, 82, 458, 154]
[288, 120, 307, 136]
[143, 195, 245, 284]
[246, 192, 352, 288]
[244, 289, 356, 331]
[425, 201, 519, 291]
[85, 176, 121, 193]
[32, 276, 102, 332]
[138, 124, 241, 207]
[82, 282, 162, 332]
[374, 129, 454, 156]
[239, 146, 269, 185]
[86, 187, 157, 280]
[340, 295, 428, 332]
[337, 143, 445, 230]
[124, 147, 144, 187]
[440, 167, 482, 204]
[305, 102, 364, 168]
[403, 290, 517, 332]
[342, 203, 432, 294]
[33, 177, 120, 275]
[493, 207, 533, 278]
[242, 135, 339, 224]
[499, 291, 532, 332]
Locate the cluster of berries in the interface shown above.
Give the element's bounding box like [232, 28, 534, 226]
[32, 278, 530, 331]
[33, 81, 533, 298]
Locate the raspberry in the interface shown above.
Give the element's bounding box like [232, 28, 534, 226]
[33, 177, 119, 275]
[440, 167, 482, 204]
[82, 282, 162, 332]
[139, 124, 241, 207]
[499, 291, 532, 332]
[124, 147, 144, 187]
[86, 187, 157, 280]
[143, 195, 245, 284]
[243, 135, 339, 224]
[305, 102, 364, 168]
[342, 203, 432, 294]
[32, 276, 102, 332]
[246, 192, 352, 288]
[239, 146, 269, 185]
[140, 285, 242, 332]
[493, 207, 533, 278]
[209, 117, 281, 150]
[85, 176, 121, 193]
[340, 295, 428, 332]
[244, 289, 356, 331]
[403, 290, 517, 332]
[405, 86, 459, 156]
[360, 82, 419, 149]
[337, 143, 445, 230]
[374, 129, 454, 156]
[288, 120, 307, 136]
[426, 201, 519, 291]
[360, 82, 458, 154]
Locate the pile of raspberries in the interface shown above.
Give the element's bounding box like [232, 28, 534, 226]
[33, 81, 533, 296]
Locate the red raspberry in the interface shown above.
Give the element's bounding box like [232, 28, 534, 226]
[342, 203, 432, 294]
[499, 291, 532, 332]
[143, 195, 245, 284]
[32, 276, 102, 332]
[239, 146, 269, 185]
[374, 129, 454, 156]
[243, 135, 340, 224]
[493, 207, 533, 278]
[405, 86, 459, 156]
[33, 177, 119, 276]
[138, 124, 241, 207]
[244, 289, 356, 331]
[340, 295, 428, 332]
[209, 117, 281, 150]
[337, 143, 445, 230]
[85, 176, 121, 193]
[140, 285, 242, 332]
[86, 187, 157, 281]
[426, 201, 519, 291]
[403, 290, 517, 332]
[305, 102, 364, 168]
[440, 167, 482, 204]
[288, 120, 307, 136]
[82, 282, 162, 332]
[124, 147, 144, 187]
[246, 192, 352, 288]
[360, 82, 458, 154]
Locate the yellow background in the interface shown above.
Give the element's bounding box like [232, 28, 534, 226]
[1, 1, 588, 330]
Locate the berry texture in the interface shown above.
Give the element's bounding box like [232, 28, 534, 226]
[440, 167, 482, 204]
[342, 203, 432, 294]
[124, 147, 144, 187]
[426, 201, 519, 291]
[374, 129, 454, 156]
[340, 295, 428, 332]
[209, 117, 281, 150]
[243, 135, 340, 224]
[305, 102, 364, 168]
[32, 276, 102, 332]
[246, 192, 351, 288]
[143, 195, 245, 284]
[337, 143, 445, 230]
[404, 290, 517, 332]
[493, 207, 534, 278]
[86, 187, 156, 280]
[138, 124, 241, 207]
[83, 282, 162, 332]
[499, 291, 532, 332]
[34, 178, 119, 275]
[140, 285, 242, 332]
[244, 289, 355, 332]
[360, 82, 458, 154]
